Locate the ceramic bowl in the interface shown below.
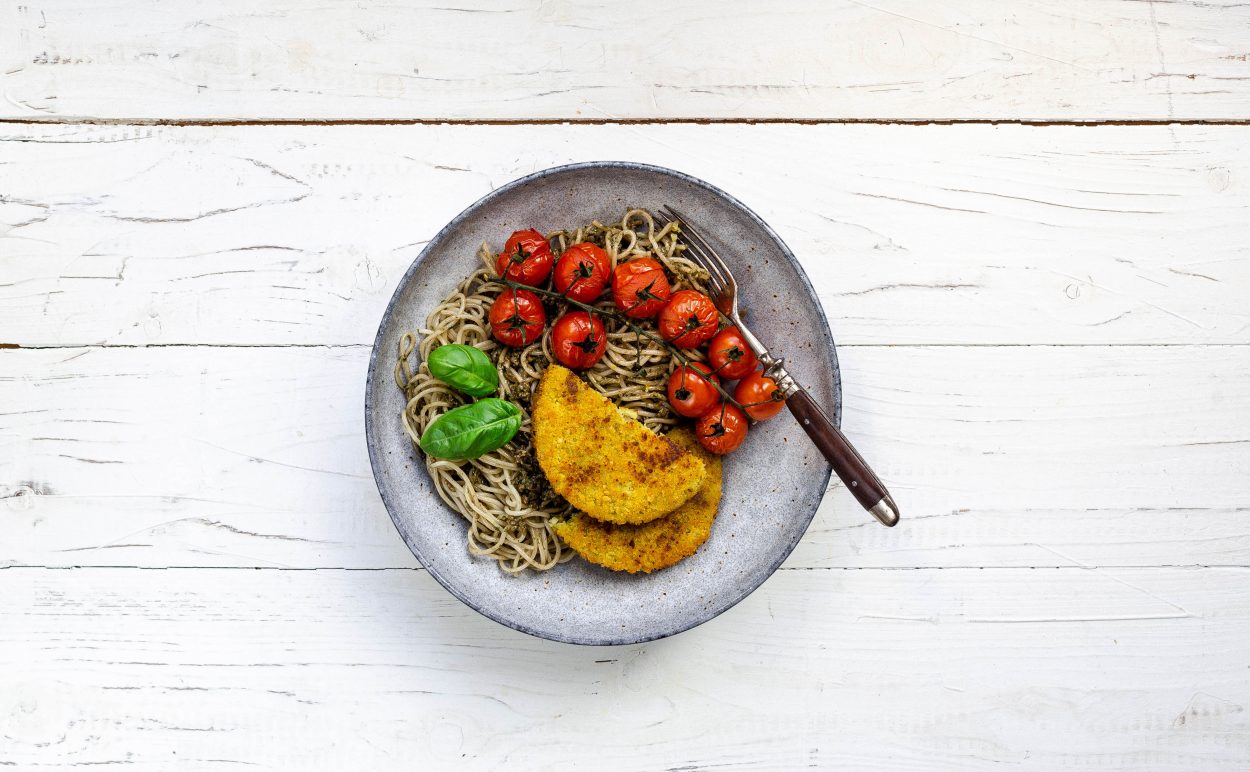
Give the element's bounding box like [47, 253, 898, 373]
[366, 162, 839, 645]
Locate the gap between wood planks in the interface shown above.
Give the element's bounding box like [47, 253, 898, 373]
[4, 126, 1242, 581]
[4, 117, 1250, 127]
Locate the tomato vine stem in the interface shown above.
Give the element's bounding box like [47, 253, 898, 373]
[503, 278, 746, 412]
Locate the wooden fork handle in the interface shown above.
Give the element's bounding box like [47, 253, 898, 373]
[785, 388, 899, 527]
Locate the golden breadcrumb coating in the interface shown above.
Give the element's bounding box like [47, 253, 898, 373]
[533, 364, 704, 524]
[552, 428, 722, 573]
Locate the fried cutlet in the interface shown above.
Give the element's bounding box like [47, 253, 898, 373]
[552, 428, 722, 573]
[532, 364, 704, 524]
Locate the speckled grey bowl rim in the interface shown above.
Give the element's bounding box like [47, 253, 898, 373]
[365, 161, 840, 645]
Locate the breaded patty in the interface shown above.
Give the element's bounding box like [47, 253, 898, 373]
[552, 428, 722, 573]
[533, 364, 705, 524]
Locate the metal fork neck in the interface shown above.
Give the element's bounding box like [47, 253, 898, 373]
[761, 357, 800, 398]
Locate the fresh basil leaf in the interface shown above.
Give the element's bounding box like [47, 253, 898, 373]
[426, 344, 499, 397]
[419, 398, 522, 460]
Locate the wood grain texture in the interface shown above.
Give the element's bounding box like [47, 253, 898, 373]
[4, 344, 1248, 569]
[3, 123, 1249, 347]
[2, 0, 1250, 121]
[3, 6, 1248, 761]
[3, 567, 1249, 770]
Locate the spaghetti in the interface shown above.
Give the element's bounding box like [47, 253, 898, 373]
[394, 209, 710, 574]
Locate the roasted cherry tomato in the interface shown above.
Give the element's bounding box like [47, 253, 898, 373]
[666, 362, 721, 418]
[488, 288, 546, 348]
[551, 311, 607, 370]
[657, 290, 719, 348]
[707, 326, 759, 381]
[553, 243, 611, 303]
[695, 403, 748, 455]
[611, 257, 671, 319]
[735, 371, 786, 420]
[495, 229, 553, 287]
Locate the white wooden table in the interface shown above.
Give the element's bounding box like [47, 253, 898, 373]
[3, 2, 1250, 769]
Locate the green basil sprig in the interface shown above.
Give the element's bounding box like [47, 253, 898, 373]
[419, 398, 521, 460]
[426, 344, 499, 397]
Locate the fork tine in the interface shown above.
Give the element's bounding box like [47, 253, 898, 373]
[692, 243, 731, 295]
[653, 209, 689, 249]
[663, 206, 736, 292]
[663, 206, 719, 264]
[658, 207, 731, 292]
[653, 210, 728, 293]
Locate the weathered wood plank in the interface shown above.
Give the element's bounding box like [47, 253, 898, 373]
[3, 566, 1248, 770]
[2, 0, 1249, 121]
[3, 123, 1248, 347]
[4, 344, 1248, 569]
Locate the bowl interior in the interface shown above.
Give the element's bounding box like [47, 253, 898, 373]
[366, 162, 839, 645]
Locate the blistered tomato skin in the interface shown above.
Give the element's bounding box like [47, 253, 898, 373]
[554, 243, 612, 303]
[708, 326, 759, 381]
[489, 288, 546, 348]
[611, 258, 672, 319]
[735, 371, 786, 420]
[657, 290, 719, 349]
[495, 229, 554, 287]
[666, 362, 720, 418]
[551, 311, 608, 370]
[695, 403, 748, 455]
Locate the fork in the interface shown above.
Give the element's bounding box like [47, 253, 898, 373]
[655, 206, 900, 527]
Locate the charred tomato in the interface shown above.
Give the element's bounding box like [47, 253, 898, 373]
[657, 290, 719, 348]
[611, 258, 671, 319]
